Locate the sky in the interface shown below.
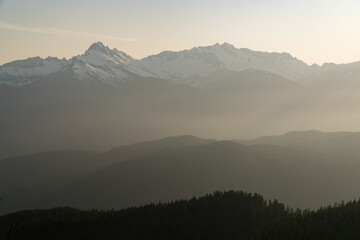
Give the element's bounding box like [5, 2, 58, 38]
[0, 0, 360, 65]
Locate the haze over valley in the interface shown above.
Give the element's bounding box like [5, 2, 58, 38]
[1, 42, 360, 160]
[2, 1, 360, 239]
[2, 42, 360, 215]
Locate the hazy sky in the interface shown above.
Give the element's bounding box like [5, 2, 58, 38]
[1, 0, 360, 65]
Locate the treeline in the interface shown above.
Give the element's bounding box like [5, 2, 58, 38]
[2, 191, 360, 240]
[259, 200, 360, 239]
[0, 191, 286, 240]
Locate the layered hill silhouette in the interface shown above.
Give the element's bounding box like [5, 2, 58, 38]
[2, 132, 360, 215]
[240, 130, 360, 159]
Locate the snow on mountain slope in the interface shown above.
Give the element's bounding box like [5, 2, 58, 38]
[70, 42, 135, 84]
[203, 43, 321, 80]
[0, 57, 68, 86]
[0, 42, 351, 87]
[131, 43, 323, 82]
[129, 47, 225, 81]
[0, 42, 136, 87]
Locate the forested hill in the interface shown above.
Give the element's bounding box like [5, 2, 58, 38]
[0, 191, 286, 240]
[259, 200, 360, 239]
[2, 190, 360, 240]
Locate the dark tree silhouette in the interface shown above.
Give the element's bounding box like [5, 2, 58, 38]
[0, 191, 287, 240]
[0, 197, 29, 240]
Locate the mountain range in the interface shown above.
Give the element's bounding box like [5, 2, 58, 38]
[2, 42, 360, 87]
[2, 42, 360, 160]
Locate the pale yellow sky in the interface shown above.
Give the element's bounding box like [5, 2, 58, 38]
[1, 0, 360, 65]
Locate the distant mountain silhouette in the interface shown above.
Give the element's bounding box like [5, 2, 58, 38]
[3, 134, 360, 214]
[240, 130, 360, 159]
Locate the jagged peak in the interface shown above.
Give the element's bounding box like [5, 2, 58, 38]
[2, 56, 45, 68]
[84, 42, 133, 62]
[279, 52, 295, 60]
[220, 42, 235, 49]
[88, 42, 108, 52]
[45, 56, 64, 61]
[1, 56, 66, 69]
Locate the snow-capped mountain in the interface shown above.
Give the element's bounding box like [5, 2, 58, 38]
[130, 43, 323, 82]
[0, 42, 355, 87]
[0, 56, 68, 86]
[69, 42, 135, 84]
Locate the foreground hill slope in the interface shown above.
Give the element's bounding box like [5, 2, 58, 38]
[0, 191, 287, 240]
[260, 199, 360, 239]
[2, 190, 360, 240]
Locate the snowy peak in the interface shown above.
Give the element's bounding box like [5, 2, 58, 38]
[131, 42, 318, 82]
[130, 46, 224, 81]
[201, 43, 315, 80]
[70, 42, 135, 83]
[87, 42, 109, 52]
[3, 57, 45, 68]
[2, 56, 66, 69]
[0, 42, 138, 87]
[82, 42, 134, 65]
[0, 56, 68, 86]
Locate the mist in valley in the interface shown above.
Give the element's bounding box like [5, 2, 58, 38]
[2, 0, 360, 239]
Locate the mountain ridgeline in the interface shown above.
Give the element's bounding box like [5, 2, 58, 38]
[0, 42, 337, 86]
